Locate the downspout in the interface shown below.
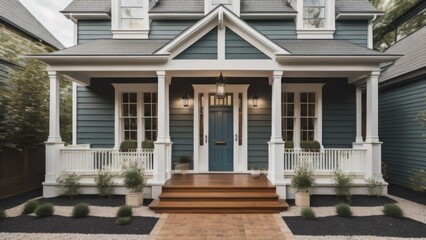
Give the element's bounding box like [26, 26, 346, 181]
[368, 14, 378, 49]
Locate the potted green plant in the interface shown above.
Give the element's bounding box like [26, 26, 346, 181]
[176, 156, 191, 175]
[121, 161, 146, 207]
[291, 162, 314, 207]
[251, 165, 261, 178]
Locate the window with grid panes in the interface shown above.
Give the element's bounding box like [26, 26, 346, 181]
[282, 92, 295, 141]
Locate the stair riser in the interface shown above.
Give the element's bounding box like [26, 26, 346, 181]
[162, 188, 277, 193]
[151, 208, 287, 214]
[159, 198, 279, 202]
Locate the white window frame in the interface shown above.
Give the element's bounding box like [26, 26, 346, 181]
[294, 0, 335, 39]
[113, 84, 157, 149]
[282, 83, 324, 149]
[111, 0, 150, 39]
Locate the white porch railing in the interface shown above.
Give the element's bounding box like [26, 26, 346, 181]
[284, 149, 367, 175]
[58, 148, 154, 175]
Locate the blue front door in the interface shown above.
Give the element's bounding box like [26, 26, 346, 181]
[209, 94, 234, 171]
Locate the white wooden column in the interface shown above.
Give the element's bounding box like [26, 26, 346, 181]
[268, 71, 286, 199]
[151, 71, 172, 199]
[44, 71, 64, 197]
[363, 71, 383, 180]
[355, 85, 363, 143]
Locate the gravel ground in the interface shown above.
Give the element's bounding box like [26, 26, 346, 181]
[0, 233, 153, 240]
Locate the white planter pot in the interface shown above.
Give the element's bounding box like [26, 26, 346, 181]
[251, 170, 261, 178]
[295, 192, 310, 207]
[125, 191, 143, 207]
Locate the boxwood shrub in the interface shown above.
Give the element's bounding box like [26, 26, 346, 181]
[383, 204, 404, 219]
[35, 203, 54, 218]
[116, 216, 131, 225]
[72, 203, 90, 218]
[0, 208, 6, 220]
[336, 203, 352, 218]
[301, 207, 316, 220]
[119, 140, 137, 152]
[117, 205, 132, 218]
[22, 200, 38, 214]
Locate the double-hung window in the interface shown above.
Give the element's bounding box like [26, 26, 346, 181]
[114, 84, 157, 149]
[120, 0, 144, 30]
[282, 84, 324, 148]
[112, 0, 149, 39]
[303, 0, 325, 29]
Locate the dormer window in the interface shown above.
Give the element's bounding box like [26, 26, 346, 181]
[303, 0, 325, 29]
[112, 0, 149, 39]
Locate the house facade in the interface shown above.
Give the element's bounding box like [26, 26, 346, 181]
[33, 0, 401, 199]
[379, 26, 426, 189]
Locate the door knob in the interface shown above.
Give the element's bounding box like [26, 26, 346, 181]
[205, 135, 208, 143]
[235, 134, 238, 141]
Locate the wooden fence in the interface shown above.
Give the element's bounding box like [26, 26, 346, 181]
[0, 145, 45, 199]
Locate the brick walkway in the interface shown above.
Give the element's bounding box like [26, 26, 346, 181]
[151, 213, 294, 240]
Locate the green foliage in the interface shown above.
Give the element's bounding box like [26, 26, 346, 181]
[382, 163, 389, 181]
[300, 141, 321, 151]
[119, 141, 137, 152]
[142, 140, 154, 149]
[59, 79, 73, 145]
[291, 162, 315, 192]
[333, 168, 353, 202]
[35, 203, 54, 218]
[177, 155, 191, 164]
[72, 203, 90, 218]
[57, 171, 81, 198]
[122, 161, 146, 192]
[409, 169, 426, 192]
[285, 141, 294, 149]
[22, 200, 39, 214]
[336, 203, 353, 218]
[117, 205, 132, 218]
[95, 168, 115, 197]
[301, 207, 316, 220]
[366, 178, 385, 197]
[383, 204, 404, 219]
[116, 216, 131, 225]
[0, 208, 6, 220]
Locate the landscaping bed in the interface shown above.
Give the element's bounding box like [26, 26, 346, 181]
[284, 215, 426, 238]
[0, 215, 158, 235]
[388, 184, 426, 205]
[287, 195, 396, 207]
[0, 188, 43, 209]
[38, 195, 153, 207]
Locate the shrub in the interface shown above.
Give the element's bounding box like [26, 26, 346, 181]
[177, 156, 191, 164]
[383, 204, 404, 219]
[116, 216, 131, 225]
[0, 208, 6, 220]
[35, 203, 54, 218]
[291, 162, 314, 192]
[285, 141, 294, 149]
[22, 200, 38, 214]
[367, 178, 384, 197]
[333, 168, 353, 202]
[72, 203, 90, 218]
[95, 168, 114, 197]
[119, 140, 137, 152]
[301, 207, 316, 220]
[117, 205, 133, 218]
[122, 161, 146, 192]
[336, 203, 352, 218]
[142, 140, 154, 149]
[300, 141, 321, 151]
[56, 171, 81, 198]
[409, 169, 426, 192]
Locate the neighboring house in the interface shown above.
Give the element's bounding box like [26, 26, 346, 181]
[379, 26, 426, 188]
[33, 0, 401, 202]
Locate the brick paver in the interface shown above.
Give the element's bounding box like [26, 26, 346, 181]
[151, 214, 292, 240]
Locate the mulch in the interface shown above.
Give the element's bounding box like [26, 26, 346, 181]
[0, 188, 43, 210]
[0, 215, 158, 235]
[286, 195, 397, 207]
[388, 184, 426, 205]
[284, 215, 426, 238]
[38, 195, 154, 207]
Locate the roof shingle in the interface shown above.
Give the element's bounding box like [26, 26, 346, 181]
[62, 0, 111, 13]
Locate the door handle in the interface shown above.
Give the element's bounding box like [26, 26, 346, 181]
[235, 134, 238, 142]
[205, 135, 208, 144]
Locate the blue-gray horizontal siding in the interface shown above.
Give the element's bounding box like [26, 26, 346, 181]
[379, 78, 426, 187]
[225, 28, 270, 59]
[78, 20, 113, 44]
[246, 20, 297, 40]
[149, 20, 196, 39]
[283, 78, 356, 148]
[334, 20, 368, 47]
[76, 78, 157, 148]
[175, 27, 218, 59]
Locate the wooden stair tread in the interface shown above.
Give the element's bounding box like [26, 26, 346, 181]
[149, 200, 289, 208]
[159, 191, 279, 199]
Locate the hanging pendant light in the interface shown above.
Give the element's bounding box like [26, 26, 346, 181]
[216, 72, 226, 99]
[252, 94, 259, 108]
[181, 93, 189, 108]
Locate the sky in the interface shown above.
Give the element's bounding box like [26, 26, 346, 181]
[19, 0, 74, 47]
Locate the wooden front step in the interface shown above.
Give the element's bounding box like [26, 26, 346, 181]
[148, 174, 289, 213]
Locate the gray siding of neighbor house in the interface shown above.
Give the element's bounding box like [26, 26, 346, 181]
[77, 20, 113, 44]
[334, 20, 368, 47]
[76, 78, 156, 148]
[149, 20, 196, 39]
[245, 20, 297, 40]
[174, 27, 218, 59]
[225, 28, 270, 59]
[283, 78, 356, 148]
[379, 78, 426, 187]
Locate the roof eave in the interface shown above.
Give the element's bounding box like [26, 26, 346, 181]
[275, 55, 403, 64]
[336, 12, 384, 20]
[27, 54, 170, 65]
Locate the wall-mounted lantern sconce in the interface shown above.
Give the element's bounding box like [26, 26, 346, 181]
[182, 93, 189, 108]
[252, 94, 259, 107]
[216, 72, 226, 99]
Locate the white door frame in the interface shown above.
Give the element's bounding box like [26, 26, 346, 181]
[193, 84, 249, 172]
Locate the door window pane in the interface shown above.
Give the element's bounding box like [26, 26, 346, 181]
[282, 92, 295, 141]
[300, 92, 316, 141]
[144, 92, 157, 142]
[199, 93, 204, 146]
[238, 93, 243, 145]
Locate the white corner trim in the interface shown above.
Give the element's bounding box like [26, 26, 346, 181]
[72, 82, 77, 145]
